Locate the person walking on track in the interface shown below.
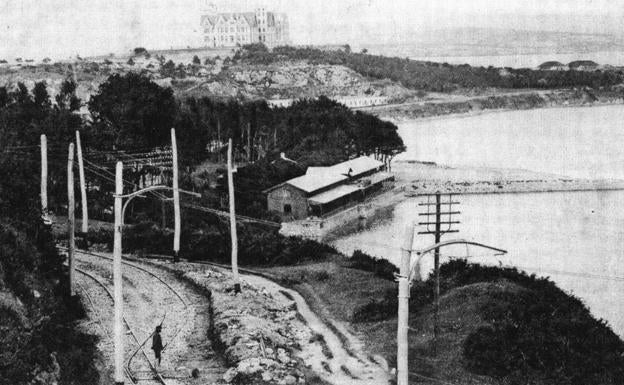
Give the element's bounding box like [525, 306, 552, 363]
[152, 325, 163, 367]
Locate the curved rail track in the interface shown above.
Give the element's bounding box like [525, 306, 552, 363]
[75, 266, 168, 384]
[61, 247, 191, 384]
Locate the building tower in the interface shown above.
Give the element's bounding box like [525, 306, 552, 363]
[255, 7, 267, 43]
[202, 0, 217, 14]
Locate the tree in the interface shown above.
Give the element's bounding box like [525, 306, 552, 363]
[55, 79, 81, 112]
[192, 55, 201, 65]
[88, 73, 177, 149]
[127, 57, 135, 66]
[160, 59, 176, 77]
[134, 47, 147, 56]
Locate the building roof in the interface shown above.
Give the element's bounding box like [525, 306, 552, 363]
[568, 60, 599, 68]
[266, 156, 384, 195]
[538, 61, 565, 69]
[308, 185, 361, 204]
[309, 172, 394, 205]
[201, 11, 280, 29]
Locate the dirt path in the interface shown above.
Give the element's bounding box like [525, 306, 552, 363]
[207, 264, 391, 385]
[74, 252, 225, 385]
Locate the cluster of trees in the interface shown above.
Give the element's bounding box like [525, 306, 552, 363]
[0, 81, 99, 384]
[233, 44, 624, 92]
[0, 72, 404, 220]
[84, 73, 403, 218]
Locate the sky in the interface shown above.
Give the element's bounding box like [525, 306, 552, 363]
[1, 0, 623, 59]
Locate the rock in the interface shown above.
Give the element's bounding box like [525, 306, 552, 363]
[262, 371, 273, 382]
[223, 367, 237, 383]
[283, 375, 297, 385]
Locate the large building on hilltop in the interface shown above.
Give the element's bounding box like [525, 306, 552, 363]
[200, 6, 289, 48]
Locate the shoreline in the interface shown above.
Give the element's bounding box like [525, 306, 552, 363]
[405, 178, 624, 196]
[392, 161, 624, 196]
[372, 90, 624, 123]
[388, 100, 624, 125]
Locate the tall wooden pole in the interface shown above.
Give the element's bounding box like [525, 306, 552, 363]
[67, 143, 75, 296]
[397, 224, 414, 385]
[171, 128, 181, 263]
[217, 119, 222, 163]
[40, 134, 48, 220]
[227, 139, 240, 292]
[433, 192, 441, 353]
[113, 161, 124, 385]
[247, 122, 251, 162]
[75, 131, 88, 233]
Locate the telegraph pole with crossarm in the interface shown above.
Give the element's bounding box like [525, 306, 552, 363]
[417, 192, 460, 353]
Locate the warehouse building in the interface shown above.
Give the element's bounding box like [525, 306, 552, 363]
[264, 156, 394, 220]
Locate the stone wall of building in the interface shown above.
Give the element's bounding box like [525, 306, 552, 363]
[267, 185, 308, 220]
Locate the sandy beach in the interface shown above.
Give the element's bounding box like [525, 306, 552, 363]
[392, 160, 624, 195]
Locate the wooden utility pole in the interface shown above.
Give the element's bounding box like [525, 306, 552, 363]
[247, 122, 251, 162]
[40, 134, 48, 220]
[217, 119, 222, 163]
[171, 128, 181, 263]
[433, 193, 441, 347]
[67, 143, 75, 296]
[397, 224, 414, 385]
[227, 139, 241, 293]
[113, 161, 124, 385]
[75, 131, 88, 233]
[417, 192, 460, 354]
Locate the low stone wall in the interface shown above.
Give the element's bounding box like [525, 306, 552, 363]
[280, 188, 404, 241]
[161, 263, 307, 385]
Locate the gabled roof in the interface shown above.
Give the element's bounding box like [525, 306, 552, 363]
[568, 60, 599, 68]
[201, 11, 283, 29]
[201, 15, 218, 27]
[265, 156, 384, 195]
[538, 61, 565, 69]
[308, 185, 360, 204]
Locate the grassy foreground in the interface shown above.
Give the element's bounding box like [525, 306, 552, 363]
[261, 256, 624, 385]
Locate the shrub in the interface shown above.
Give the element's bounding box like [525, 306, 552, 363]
[349, 249, 398, 280]
[352, 288, 397, 322]
[462, 267, 624, 383]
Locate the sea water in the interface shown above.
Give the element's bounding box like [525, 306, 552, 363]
[333, 105, 624, 335]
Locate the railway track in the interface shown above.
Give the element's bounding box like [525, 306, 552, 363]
[61, 247, 192, 384]
[75, 266, 168, 384]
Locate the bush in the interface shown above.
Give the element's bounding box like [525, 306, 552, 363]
[349, 249, 398, 280]
[352, 288, 397, 322]
[461, 266, 624, 384]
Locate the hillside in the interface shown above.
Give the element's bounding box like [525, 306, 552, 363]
[263, 257, 624, 385]
[0, 51, 415, 106]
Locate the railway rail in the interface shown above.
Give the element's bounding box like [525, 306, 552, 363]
[75, 266, 168, 384]
[61, 247, 191, 384]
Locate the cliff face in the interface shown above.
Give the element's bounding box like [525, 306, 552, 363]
[0, 59, 415, 105]
[178, 62, 414, 101]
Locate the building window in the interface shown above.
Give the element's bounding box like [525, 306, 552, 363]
[284, 204, 292, 214]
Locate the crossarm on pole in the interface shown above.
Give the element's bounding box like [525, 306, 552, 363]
[409, 239, 507, 282]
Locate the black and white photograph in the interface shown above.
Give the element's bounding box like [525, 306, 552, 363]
[2, 1, 624, 384]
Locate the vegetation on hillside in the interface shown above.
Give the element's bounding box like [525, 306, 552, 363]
[83, 73, 404, 220]
[2, 63, 624, 385]
[349, 257, 624, 384]
[234, 44, 624, 92]
[0, 84, 98, 384]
